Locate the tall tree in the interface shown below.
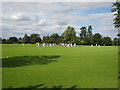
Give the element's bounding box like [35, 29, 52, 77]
[62, 26, 76, 43]
[84, 25, 93, 44]
[80, 27, 87, 38]
[87, 26, 92, 37]
[111, 1, 120, 28]
[22, 34, 30, 43]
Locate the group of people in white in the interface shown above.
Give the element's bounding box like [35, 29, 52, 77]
[35, 43, 76, 47]
[22, 43, 102, 47]
[60, 43, 76, 47]
[35, 43, 56, 47]
[91, 44, 101, 47]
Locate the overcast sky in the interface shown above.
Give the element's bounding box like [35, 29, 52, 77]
[1, 2, 118, 39]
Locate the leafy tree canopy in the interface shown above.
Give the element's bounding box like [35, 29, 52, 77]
[62, 26, 76, 43]
[111, 1, 120, 28]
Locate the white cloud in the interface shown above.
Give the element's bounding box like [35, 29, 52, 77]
[34, 19, 46, 26]
[11, 13, 22, 20]
[1, 2, 117, 39]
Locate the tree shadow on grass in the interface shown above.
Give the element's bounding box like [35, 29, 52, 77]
[2, 84, 78, 90]
[2, 84, 118, 90]
[3, 85, 114, 90]
[2, 55, 60, 68]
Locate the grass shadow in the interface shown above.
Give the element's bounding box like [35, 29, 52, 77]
[2, 84, 118, 90]
[2, 84, 78, 90]
[2, 55, 60, 68]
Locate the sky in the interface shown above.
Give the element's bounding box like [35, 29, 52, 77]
[1, 2, 118, 39]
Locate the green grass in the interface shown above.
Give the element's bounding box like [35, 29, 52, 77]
[2, 44, 118, 88]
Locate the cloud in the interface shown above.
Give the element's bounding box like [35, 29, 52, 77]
[10, 13, 32, 21]
[34, 19, 47, 26]
[1, 2, 117, 39]
[11, 13, 23, 20]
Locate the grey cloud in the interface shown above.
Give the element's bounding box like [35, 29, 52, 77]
[1, 2, 117, 39]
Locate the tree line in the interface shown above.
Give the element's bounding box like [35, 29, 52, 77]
[1, 26, 119, 46]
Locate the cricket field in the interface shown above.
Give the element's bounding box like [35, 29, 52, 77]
[1, 44, 118, 88]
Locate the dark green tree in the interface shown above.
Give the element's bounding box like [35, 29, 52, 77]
[117, 33, 120, 37]
[84, 26, 93, 45]
[73, 36, 81, 44]
[18, 38, 22, 44]
[111, 1, 120, 28]
[87, 26, 92, 37]
[80, 27, 87, 38]
[0, 38, 2, 44]
[102, 37, 112, 45]
[2, 38, 6, 44]
[79, 26, 93, 45]
[119, 38, 120, 45]
[30, 34, 41, 44]
[62, 26, 76, 43]
[50, 33, 61, 43]
[42, 35, 51, 43]
[22, 34, 30, 43]
[84, 36, 93, 45]
[6, 37, 18, 44]
[113, 37, 118, 45]
[92, 33, 102, 44]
